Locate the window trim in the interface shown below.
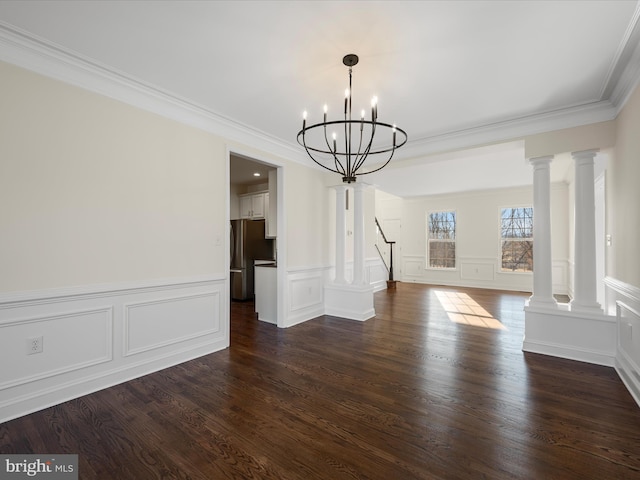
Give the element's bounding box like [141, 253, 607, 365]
[426, 209, 457, 270]
[498, 205, 533, 274]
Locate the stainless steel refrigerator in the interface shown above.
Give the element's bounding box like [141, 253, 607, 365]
[230, 219, 275, 301]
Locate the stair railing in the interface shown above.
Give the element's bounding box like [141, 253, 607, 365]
[375, 217, 397, 288]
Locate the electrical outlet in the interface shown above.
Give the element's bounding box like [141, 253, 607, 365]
[27, 336, 43, 355]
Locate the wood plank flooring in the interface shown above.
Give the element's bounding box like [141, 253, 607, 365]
[1, 283, 639, 479]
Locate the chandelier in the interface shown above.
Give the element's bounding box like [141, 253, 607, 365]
[297, 54, 408, 183]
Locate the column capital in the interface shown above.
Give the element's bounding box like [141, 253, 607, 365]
[571, 149, 599, 162]
[528, 155, 554, 167]
[352, 182, 371, 192]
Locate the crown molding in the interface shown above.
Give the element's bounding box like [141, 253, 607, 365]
[395, 100, 617, 161]
[0, 22, 307, 165]
[602, 1, 640, 111]
[610, 28, 640, 114]
[1, 19, 640, 164]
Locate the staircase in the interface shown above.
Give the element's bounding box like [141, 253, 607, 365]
[375, 217, 397, 289]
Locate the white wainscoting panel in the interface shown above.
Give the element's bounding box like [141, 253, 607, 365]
[124, 292, 220, 356]
[617, 301, 640, 406]
[285, 267, 326, 328]
[523, 304, 616, 366]
[0, 275, 227, 422]
[367, 257, 388, 292]
[403, 256, 425, 281]
[402, 254, 535, 292]
[606, 276, 640, 407]
[460, 261, 495, 282]
[0, 307, 112, 389]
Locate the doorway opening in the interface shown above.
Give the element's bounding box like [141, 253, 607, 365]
[227, 151, 284, 339]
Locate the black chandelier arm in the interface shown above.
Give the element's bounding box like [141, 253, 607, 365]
[302, 147, 347, 176]
[300, 129, 346, 176]
[353, 119, 378, 173]
[356, 146, 398, 176]
[321, 123, 346, 175]
[297, 121, 407, 155]
[345, 121, 353, 177]
[298, 54, 407, 183]
[352, 125, 365, 173]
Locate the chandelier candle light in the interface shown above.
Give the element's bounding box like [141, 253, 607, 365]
[297, 54, 407, 183]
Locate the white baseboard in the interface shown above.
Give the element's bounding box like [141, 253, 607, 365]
[0, 275, 228, 422]
[523, 304, 616, 368]
[522, 339, 615, 367]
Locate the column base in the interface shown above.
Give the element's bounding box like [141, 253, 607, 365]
[570, 300, 603, 315]
[325, 283, 375, 321]
[527, 295, 558, 310]
[523, 305, 615, 366]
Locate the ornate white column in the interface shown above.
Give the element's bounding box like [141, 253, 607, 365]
[352, 183, 366, 285]
[334, 185, 347, 284]
[324, 182, 374, 321]
[528, 156, 557, 309]
[570, 149, 602, 313]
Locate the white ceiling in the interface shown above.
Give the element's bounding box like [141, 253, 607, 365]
[0, 1, 638, 197]
[230, 154, 276, 187]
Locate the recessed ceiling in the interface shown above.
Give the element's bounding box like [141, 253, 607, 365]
[0, 0, 638, 197]
[230, 155, 275, 187]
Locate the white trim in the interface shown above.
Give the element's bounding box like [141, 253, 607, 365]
[605, 276, 640, 304]
[324, 283, 375, 322]
[523, 304, 617, 367]
[615, 300, 640, 407]
[609, 3, 640, 113]
[0, 307, 113, 389]
[285, 267, 326, 328]
[0, 274, 225, 307]
[0, 22, 307, 166]
[398, 101, 617, 161]
[0, 277, 227, 423]
[0, 338, 224, 424]
[2, 21, 640, 165]
[366, 256, 388, 292]
[226, 145, 288, 328]
[522, 339, 615, 367]
[123, 291, 221, 356]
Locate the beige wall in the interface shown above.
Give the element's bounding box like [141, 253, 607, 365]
[0, 61, 329, 293]
[0, 61, 226, 292]
[524, 121, 615, 159]
[284, 161, 329, 268]
[610, 84, 640, 287]
[398, 184, 570, 293]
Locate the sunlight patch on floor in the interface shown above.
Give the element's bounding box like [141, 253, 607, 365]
[434, 290, 507, 330]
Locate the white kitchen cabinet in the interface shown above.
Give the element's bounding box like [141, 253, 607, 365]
[240, 192, 266, 219]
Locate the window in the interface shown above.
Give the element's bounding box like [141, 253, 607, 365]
[427, 211, 456, 269]
[501, 207, 533, 272]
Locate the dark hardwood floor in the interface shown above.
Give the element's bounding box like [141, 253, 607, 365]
[1, 283, 639, 479]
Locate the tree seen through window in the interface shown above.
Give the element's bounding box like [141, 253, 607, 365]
[428, 211, 456, 269]
[501, 207, 533, 272]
